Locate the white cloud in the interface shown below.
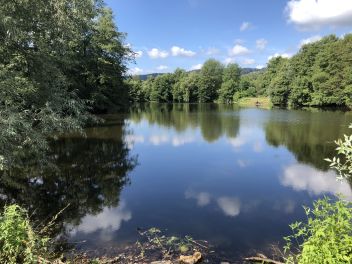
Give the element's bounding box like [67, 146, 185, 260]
[190, 63, 203, 70]
[280, 164, 352, 198]
[135, 50, 143, 58]
[228, 137, 246, 148]
[256, 65, 265, 70]
[149, 135, 169, 145]
[128, 67, 143, 75]
[229, 44, 250, 57]
[185, 190, 211, 207]
[70, 201, 132, 238]
[299, 35, 322, 47]
[157, 65, 168, 71]
[148, 48, 169, 59]
[240, 22, 251, 31]
[286, 0, 352, 29]
[217, 197, 241, 217]
[223, 57, 235, 65]
[171, 46, 196, 57]
[256, 38, 268, 50]
[242, 58, 255, 65]
[268, 53, 292, 61]
[172, 135, 195, 146]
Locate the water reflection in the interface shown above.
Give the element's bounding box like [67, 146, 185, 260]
[265, 109, 352, 170]
[216, 197, 241, 217]
[185, 190, 211, 207]
[130, 103, 241, 142]
[0, 117, 137, 241]
[70, 201, 132, 241]
[1, 104, 352, 260]
[280, 164, 352, 198]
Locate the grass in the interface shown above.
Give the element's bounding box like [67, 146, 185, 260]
[237, 96, 271, 108]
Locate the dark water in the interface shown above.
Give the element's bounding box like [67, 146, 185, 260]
[2, 104, 352, 260]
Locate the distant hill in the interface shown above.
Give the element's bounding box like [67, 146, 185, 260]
[136, 67, 260, 80]
[137, 73, 164, 80]
[241, 68, 261, 75]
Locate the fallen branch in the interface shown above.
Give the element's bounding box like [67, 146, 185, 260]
[244, 256, 284, 264]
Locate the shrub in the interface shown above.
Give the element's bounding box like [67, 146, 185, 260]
[284, 197, 352, 264]
[0, 205, 50, 264]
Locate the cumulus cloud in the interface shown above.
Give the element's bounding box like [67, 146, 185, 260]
[185, 190, 211, 207]
[268, 53, 292, 61]
[148, 48, 169, 59]
[172, 135, 195, 147]
[70, 202, 132, 238]
[240, 22, 252, 31]
[148, 134, 195, 146]
[190, 63, 203, 70]
[217, 197, 241, 217]
[229, 44, 250, 57]
[223, 57, 235, 65]
[171, 46, 196, 57]
[286, 0, 352, 30]
[242, 58, 255, 65]
[128, 67, 143, 75]
[157, 65, 169, 71]
[256, 38, 268, 50]
[299, 35, 322, 47]
[228, 137, 246, 148]
[280, 164, 352, 198]
[149, 134, 169, 145]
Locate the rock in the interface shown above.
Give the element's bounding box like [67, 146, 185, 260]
[150, 261, 172, 264]
[179, 251, 202, 264]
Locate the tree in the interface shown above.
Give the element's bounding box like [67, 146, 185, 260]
[218, 63, 241, 103]
[198, 59, 224, 102]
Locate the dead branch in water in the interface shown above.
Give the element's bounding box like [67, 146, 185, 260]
[244, 255, 284, 264]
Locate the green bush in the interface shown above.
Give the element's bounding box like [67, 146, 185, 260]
[284, 197, 352, 264]
[0, 205, 50, 264]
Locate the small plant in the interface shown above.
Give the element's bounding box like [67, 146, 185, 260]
[325, 124, 352, 181]
[0, 204, 51, 264]
[283, 197, 352, 264]
[135, 228, 208, 262]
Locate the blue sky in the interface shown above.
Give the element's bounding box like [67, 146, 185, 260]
[105, 0, 352, 74]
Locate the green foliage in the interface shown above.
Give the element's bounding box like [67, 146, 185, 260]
[284, 197, 352, 264]
[0, 0, 131, 169]
[325, 124, 352, 181]
[264, 34, 352, 107]
[198, 59, 224, 102]
[0, 205, 50, 264]
[218, 63, 241, 103]
[127, 60, 260, 104]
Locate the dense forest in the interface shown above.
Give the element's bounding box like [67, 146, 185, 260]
[0, 0, 131, 170]
[127, 34, 352, 108]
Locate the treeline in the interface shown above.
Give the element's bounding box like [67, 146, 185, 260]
[126, 60, 262, 103]
[265, 34, 352, 108]
[0, 0, 131, 169]
[127, 34, 352, 108]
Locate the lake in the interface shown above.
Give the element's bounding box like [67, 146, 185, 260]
[3, 104, 352, 261]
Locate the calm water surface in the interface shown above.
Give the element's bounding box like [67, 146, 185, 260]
[5, 104, 352, 260]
